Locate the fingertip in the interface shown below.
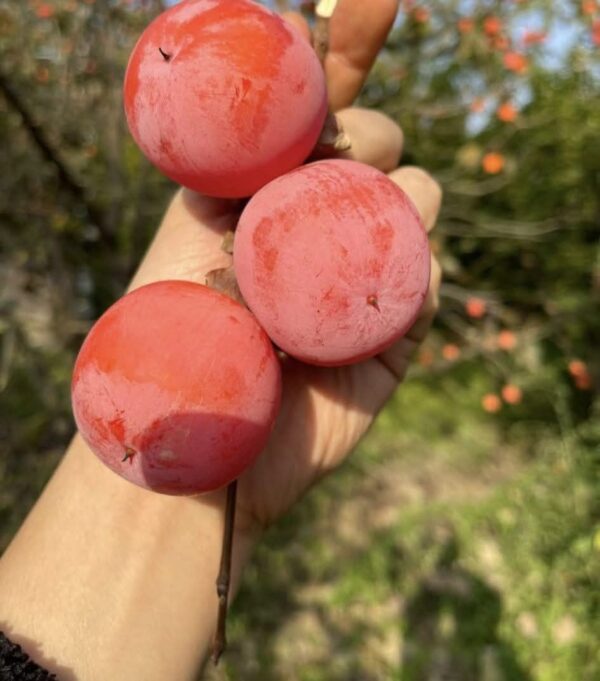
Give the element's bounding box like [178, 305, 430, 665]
[388, 167, 443, 232]
[335, 108, 403, 173]
[327, 0, 400, 109]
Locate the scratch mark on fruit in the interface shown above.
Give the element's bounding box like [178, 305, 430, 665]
[108, 414, 126, 442]
[237, 77, 252, 104]
[159, 136, 177, 164]
[321, 286, 350, 316]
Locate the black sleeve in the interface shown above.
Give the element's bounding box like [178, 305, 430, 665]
[0, 632, 58, 680]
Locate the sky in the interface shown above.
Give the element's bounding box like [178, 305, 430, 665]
[163, 0, 581, 66]
[160, 0, 591, 137]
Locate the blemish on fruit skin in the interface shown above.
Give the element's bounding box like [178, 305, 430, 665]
[108, 415, 126, 441]
[320, 286, 350, 316]
[253, 217, 279, 278]
[258, 346, 271, 377]
[367, 295, 381, 312]
[371, 221, 395, 252]
[293, 79, 306, 94]
[122, 447, 136, 464]
[261, 246, 278, 274]
[164, 3, 294, 153]
[158, 449, 176, 462]
[252, 217, 273, 246]
[159, 136, 176, 161]
[232, 77, 252, 107]
[219, 365, 246, 401]
[365, 257, 384, 278]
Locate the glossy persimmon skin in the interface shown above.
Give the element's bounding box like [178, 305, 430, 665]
[72, 281, 281, 495]
[124, 0, 328, 198]
[234, 159, 431, 366]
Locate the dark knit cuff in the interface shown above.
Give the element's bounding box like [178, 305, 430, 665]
[0, 631, 58, 680]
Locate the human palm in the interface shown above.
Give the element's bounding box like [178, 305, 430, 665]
[129, 0, 442, 529]
[0, 6, 442, 680]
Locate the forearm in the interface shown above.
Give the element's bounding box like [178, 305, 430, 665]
[0, 435, 257, 681]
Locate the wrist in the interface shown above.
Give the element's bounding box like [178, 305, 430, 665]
[68, 434, 261, 599]
[0, 434, 259, 680]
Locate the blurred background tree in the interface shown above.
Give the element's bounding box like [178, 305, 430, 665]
[0, 1, 598, 679]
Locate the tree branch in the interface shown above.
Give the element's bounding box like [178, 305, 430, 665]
[0, 71, 115, 247]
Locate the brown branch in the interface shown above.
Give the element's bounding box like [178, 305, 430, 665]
[212, 479, 238, 665]
[314, 0, 338, 64]
[310, 1, 351, 159]
[0, 71, 115, 247]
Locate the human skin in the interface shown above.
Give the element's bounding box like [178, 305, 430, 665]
[0, 2, 443, 679]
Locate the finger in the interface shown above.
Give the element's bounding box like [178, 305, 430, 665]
[370, 166, 444, 389]
[128, 190, 236, 292]
[403, 253, 442, 345]
[327, 0, 400, 111]
[388, 166, 443, 232]
[335, 107, 403, 173]
[281, 11, 312, 42]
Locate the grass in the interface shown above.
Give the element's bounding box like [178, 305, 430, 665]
[203, 366, 599, 681]
[0, 356, 597, 681]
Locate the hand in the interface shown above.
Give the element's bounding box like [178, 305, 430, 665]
[129, 0, 443, 531]
[0, 4, 442, 678]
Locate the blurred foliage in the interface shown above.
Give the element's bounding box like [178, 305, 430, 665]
[216, 379, 600, 681]
[0, 0, 598, 679]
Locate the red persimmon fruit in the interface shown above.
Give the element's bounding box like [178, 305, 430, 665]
[233, 159, 431, 366]
[124, 0, 328, 198]
[72, 281, 281, 495]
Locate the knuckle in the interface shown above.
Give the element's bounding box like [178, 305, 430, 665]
[405, 166, 443, 209]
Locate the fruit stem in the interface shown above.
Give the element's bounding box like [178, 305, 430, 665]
[310, 1, 351, 158]
[158, 47, 171, 62]
[121, 447, 136, 464]
[312, 112, 352, 159]
[314, 0, 338, 64]
[212, 479, 238, 665]
[205, 266, 247, 307]
[367, 295, 381, 312]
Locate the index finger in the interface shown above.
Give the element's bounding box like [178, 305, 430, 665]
[326, 0, 400, 111]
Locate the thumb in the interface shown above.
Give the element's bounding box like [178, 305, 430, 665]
[128, 191, 239, 292]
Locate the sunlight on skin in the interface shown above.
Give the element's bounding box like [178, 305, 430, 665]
[0, 2, 442, 680]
